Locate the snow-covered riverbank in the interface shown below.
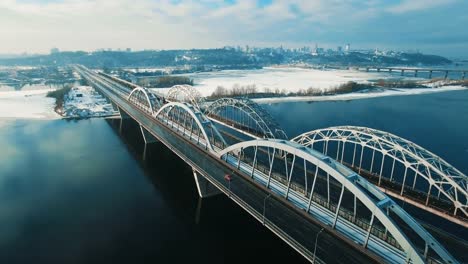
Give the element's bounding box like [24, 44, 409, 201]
[149, 67, 466, 104]
[62, 86, 117, 118]
[0, 85, 117, 119]
[252, 85, 467, 104]
[179, 67, 422, 97]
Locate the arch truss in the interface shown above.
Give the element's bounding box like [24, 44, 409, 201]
[128, 87, 164, 113]
[204, 97, 288, 140]
[166, 85, 204, 110]
[217, 139, 457, 264]
[154, 102, 227, 152]
[292, 126, 468, 221]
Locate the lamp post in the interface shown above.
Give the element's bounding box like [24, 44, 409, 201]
[263, 193, 271, 225]
[313, 227, 324, 263]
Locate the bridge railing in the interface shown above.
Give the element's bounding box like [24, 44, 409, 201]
[237, 152, 403, 249]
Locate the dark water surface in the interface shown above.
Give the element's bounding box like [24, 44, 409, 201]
[265, 90, 468, 174]
[0, 118, 307, 264]
[0, 90, 467, 263]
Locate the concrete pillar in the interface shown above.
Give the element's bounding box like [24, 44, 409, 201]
[193, 169, 221, 198]
[117, 106, 131, 119]
[139, 124, 159, 144]
[119, 118, 124, 134]
[139, 124, 159, 160]
[429, 70, 432, 79]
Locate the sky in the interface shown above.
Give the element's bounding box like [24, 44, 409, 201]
[0, 0, 467, 58]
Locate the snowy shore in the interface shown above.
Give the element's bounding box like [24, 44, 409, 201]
[0, 85, 117, 120]
[252, 85, 467, 104]
[62, 86, 117, 118]
[149, 67, 466, 104]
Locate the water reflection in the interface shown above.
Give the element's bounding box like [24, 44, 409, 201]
[0, 118, 306, 264]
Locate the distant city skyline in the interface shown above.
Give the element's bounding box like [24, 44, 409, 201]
[1, 0, 467, 58]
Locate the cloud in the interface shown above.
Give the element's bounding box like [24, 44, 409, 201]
[0, 0, 466, 56]
[386, 0, 458, 14]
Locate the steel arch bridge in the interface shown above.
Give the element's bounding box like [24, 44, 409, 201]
[217, 139, 457, 264]
[204, 97, 288, 140]
[292, 126, 468, 224]
[76, 65, 462, 264]
[128, 87, 164, 114]
[166, 85, 204, 109]
[154, 102, 227, 152]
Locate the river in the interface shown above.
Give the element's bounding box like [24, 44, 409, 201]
[0, 90, 467, 263]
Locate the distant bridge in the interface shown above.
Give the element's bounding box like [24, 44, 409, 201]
[351, 67, 466, 79]
[74, 65, 464, 264]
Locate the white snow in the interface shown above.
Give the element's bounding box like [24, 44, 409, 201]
[182, 67, 420, 96]
[149, 67, 465, 103]
[63, 86, 117, 118]
[0, 88, 59, 119]
[252, 85, 467, 104]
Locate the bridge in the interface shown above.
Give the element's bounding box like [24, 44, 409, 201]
[351, 67, 466, 80]
[73, 65, 465, 264]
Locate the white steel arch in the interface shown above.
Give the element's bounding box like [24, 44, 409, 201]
[204, 97, 288, 139]
[155, 102, 227, 152]
[217, 139, 458, 264]
[292, 126, 468, 219]
[128, 87, 154, 113]
[166, 85, 204, 109]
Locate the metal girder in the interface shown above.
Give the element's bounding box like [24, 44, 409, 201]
[166, 85, 204, 110]
[217, 139, 458, 264]
[128, 87, 154, 113]
[292, 126, 468, 218]
[128, 87, 164, 113]
[204, 97, 288, 140]
[154, 102, 227, 152]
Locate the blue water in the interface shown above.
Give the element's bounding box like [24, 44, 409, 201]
[0, 89, 467, 263]
[0, 119, 306, 264]
[266, 90, 468, 175]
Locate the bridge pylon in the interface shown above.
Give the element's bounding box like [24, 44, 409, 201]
[193, 169, 222, 198]
[139, 124, 159, 160]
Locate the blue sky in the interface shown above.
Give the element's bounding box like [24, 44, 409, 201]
[0, 0, 466, 57]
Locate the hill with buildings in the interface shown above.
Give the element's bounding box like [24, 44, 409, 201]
[0, 47, 452, 69]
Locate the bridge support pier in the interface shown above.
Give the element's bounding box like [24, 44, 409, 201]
[139, 124, 159, 144]
[193, 169, 221, 198]
[139, 124, 159, 160]
[117, 106, 131, 120]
